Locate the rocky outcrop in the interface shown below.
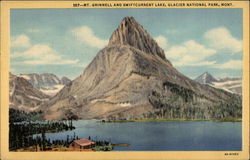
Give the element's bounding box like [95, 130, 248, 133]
[61, 76, 71, 85]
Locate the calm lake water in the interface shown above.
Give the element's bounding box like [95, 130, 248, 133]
[40, 120, 242, 151]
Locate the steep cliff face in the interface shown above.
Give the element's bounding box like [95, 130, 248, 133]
[109, 17, 168, 62]
[9, 73, 49, 112]
[42, 17, 241, 120]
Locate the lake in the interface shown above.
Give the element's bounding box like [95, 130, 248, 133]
[38, 120, 242, 151]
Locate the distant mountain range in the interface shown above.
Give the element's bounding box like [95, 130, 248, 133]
[40, 17, 241, 121]
[9, 73, 49, 112]
[9, 73, 71, 112]
[18, 73, 71, 96]
[194, 72, 242, 95]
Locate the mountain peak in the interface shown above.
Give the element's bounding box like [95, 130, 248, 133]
[121, 16, 137, 25]
[195, 72, 218, 84]
[203, 72, 212, 77]
[108, 17, 167, 61]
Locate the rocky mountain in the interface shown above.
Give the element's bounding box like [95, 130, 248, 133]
[213, 78, 242, 95]
[9, 73, 49, 112]
[42, 17, 241, 121]
[61, 76, 71, 85]
[195, 72, 218, 84]
[18, 73, 71, 96]
[195, 72, 242, 95]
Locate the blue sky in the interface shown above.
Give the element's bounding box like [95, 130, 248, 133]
[10, 9, 243, 79]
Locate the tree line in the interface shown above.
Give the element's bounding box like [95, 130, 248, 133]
[146, 81, 242, 120]
[9, 121, 75, 151]
[9, 108, 43, 123]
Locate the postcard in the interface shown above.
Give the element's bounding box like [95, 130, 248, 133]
[0, 1, 249, 160]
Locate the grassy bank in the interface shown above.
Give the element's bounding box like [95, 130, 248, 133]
[104, 118, 242, 123]
[212, 118, 242, 122]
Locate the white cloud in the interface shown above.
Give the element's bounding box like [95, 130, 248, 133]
[71, 26, 108, 49]
[173, 61, 216, 67]
[11, 44, 79, 65]
[165, 40, 217, 66]
[75, 63, 88, 68]
[215, 60, 242, 70]
[154, 35, 168, 49]
[11, 34, 31, 48]
[204, 27, 242, 53]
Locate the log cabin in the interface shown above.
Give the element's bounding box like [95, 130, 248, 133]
[69, 138, 96, 149]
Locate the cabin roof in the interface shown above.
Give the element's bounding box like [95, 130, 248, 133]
[73, 138, 95, 146]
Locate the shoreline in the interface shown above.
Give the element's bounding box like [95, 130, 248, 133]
[102, 118, 242, 123]
[11, 118, 242, 123]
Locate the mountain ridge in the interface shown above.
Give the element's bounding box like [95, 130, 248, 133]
[195, 72, 242, 95]
[18, 73, 71, 96]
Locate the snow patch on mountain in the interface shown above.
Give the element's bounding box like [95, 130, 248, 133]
[195, 72, 242, 95]
[18, 73, 71, 96]
[40, 85, 64, 96]
[19, 75, 31, 80]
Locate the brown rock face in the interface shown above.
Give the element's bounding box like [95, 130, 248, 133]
[42, 17, 241, 120]
[109, 17, 169, 63]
